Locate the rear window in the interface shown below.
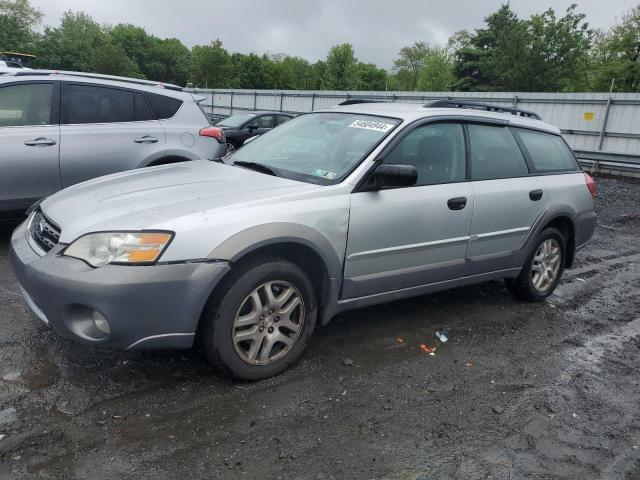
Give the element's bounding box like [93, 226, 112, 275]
[468, 124, 529, 180]
[516, 129, 579, 172]
[147, 93, 183, 119]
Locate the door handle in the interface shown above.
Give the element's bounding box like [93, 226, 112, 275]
[447, 197, 467, 210]
[529, 189, 543, 201]
[134, 136, 159, 144]
[24, 137, 56, 147]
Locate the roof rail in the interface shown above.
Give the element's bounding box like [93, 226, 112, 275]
[424, 100, 542, 120]
[338, 99, 387, 106]
[7, 70, 183, 91]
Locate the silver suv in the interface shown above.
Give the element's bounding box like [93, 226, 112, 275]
[0, 71, 226, 218]
[10, 100, 597, 380]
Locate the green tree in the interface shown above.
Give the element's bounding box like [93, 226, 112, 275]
[0, 0, 42, 53]
[392, 41, 430, 90]
[416, 47, 454, 91]
[352, 62, 388, 90]
[451, 4, 592, 92]
[36, 11, 107, 71]
[90, 41, 141, 77]
[591, 5, 640, 92]
[189, 40, 231, 87]
[321, 43, 357, 90]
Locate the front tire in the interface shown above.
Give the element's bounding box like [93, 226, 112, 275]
[199, 257, 317, 380]
[508, 227, 565, 302]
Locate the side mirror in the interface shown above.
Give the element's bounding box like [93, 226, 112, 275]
[246, 124, 258, 131]
[367, 164, 418, 190]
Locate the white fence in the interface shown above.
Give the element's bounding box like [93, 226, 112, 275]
[191, 89, 640, 156]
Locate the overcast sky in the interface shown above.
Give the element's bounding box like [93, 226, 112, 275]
[29, 0, 638, 69]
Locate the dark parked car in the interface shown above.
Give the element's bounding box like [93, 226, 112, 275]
[217, 111, 294, 150]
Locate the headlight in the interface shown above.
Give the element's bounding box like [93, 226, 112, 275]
[63, 232, 173, 267]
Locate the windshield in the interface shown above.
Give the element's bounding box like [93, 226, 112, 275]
[218, 113, 256, 128]
[227, 112, 400, 185]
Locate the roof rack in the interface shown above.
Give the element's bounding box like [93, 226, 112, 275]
[338, 99, 387, 106]
[7, 70, 183, 91]
[424, 100, 541, 120]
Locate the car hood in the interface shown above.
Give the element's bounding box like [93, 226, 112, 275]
[41, 160, 322, 243]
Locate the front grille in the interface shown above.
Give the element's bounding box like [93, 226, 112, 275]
[30, 209, 61, 252]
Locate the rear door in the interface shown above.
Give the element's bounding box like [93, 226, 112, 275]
[466, 123, 548, 274]
[344, 122, 474, 299]
[59, 82, 166, 187]
[0, 81, 61, 214]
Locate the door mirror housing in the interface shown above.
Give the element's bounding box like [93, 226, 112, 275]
[364, 164, 418, 191]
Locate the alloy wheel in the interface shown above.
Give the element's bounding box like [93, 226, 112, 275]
[232, 281, 305, 366]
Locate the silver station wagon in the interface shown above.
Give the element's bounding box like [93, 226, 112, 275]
[11, 100, 597, 380]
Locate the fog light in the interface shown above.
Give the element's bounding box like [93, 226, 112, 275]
[92, 311, 111, 335]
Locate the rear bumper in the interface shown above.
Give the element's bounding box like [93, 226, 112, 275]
[10, 220, 230, 350]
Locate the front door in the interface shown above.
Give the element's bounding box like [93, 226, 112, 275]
[0, 81, 61, 215]
[343, 122, 473, 299]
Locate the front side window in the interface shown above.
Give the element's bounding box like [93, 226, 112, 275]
[276, 115, 292, 125]
[383, 123, 466, 186]
[217, 113, 256, 128]
[516, 129, 579, 172]
[62, 84, 134, 124]
[0, 83, 53, 127]
[228, 112, 400, 185]
[247, 115, 275, 129]
[468, 124, 529, 180]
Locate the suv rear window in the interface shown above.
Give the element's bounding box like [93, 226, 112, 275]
[147, 93, 183, 119]
[516, 129, 579, 172]
[468, 124, 529, 180]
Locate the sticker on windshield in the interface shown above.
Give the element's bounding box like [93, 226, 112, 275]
[348, 119, 394, 133]
[312, 169, 337, 180]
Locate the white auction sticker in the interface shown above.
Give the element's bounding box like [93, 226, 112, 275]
[348, 120, 394, 133]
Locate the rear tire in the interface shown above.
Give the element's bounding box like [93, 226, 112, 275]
[199, 257, 317, 380]
[508, 227, 565, 302]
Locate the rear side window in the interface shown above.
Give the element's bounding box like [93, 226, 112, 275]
[0, 83, 53, 126]
[468, 124, 529, 180]
[134, 93, 155, 121]
[147, 93, 183, 119]
[62, 84, 134, 124]
[516, 129, 579, 172]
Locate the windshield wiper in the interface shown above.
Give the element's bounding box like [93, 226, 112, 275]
[232, 161, 278, 177]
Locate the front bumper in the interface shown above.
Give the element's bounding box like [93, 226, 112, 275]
[10, 220, 230, 350]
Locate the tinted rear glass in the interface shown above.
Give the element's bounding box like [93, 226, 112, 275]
[62, 84, 134, 124]
[135, 93, 155, 121]
[147, 93, 183, 119]
[516, 129, 579, 172]
[468, 124, 529, 180]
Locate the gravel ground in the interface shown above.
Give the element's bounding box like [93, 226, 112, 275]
[0, 176, 639, 479]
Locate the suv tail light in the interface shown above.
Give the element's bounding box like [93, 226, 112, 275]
[199, 126, 225, 142]
[584, 172, 596, 198]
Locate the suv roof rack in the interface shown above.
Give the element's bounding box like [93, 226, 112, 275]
[338, 99, 387, 106]
[424, 100, 541, 120]
[7, 70, 183, 91]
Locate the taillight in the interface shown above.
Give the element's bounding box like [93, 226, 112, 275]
[584, 172, 596, 198]
[199, 126, 225, 142]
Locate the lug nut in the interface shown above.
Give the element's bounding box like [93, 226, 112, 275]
[268, 327, 274, 333]
[259, 326, 264, 332]
[274, 317, 280, 323]
[260, 315, 265, 320]
[269, 310, 274, 314]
